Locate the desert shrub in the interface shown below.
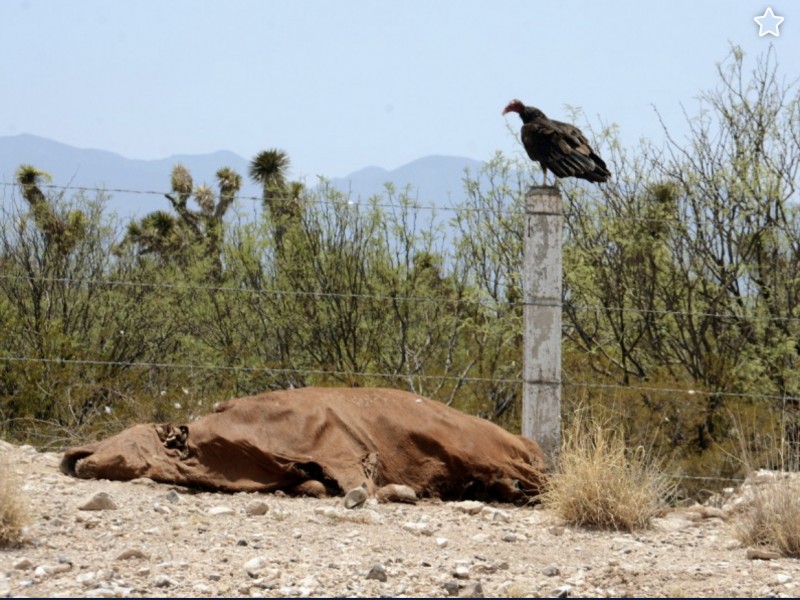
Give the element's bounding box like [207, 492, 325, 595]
[0, 450, 29, 547]
[731, 414, 800, 558]
[733, 474, 800, 558]
[543, 411, 673, 531]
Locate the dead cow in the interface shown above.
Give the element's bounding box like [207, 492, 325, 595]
[61, 387, 547, 502]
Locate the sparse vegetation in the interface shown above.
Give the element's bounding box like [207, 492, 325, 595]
[731, 416, 800, 558]
[0, 451, 29, 547]
[733, 474, 800, 558]
[542, 411, 674, 531]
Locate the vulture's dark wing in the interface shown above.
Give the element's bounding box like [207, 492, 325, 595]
[521, 118, 610, 183]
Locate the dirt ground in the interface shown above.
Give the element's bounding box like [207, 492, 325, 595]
[1, 441, 798, 598]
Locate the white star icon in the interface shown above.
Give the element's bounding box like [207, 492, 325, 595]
[754, 7, 784, 37]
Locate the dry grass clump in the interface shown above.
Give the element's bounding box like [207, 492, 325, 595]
[0, 450, 30, 547]
[729, 413, 800, 558]
[733, 474, 800, 557]
[542, 412, 673, 531]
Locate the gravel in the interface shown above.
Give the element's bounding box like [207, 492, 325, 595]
[2, 441, 800, 598]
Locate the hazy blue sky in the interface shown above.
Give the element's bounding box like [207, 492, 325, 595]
[2, 1, 798, 179]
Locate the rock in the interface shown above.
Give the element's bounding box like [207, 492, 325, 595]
[243, 557, 266, 573]
[76, 571, 96, 586]
[245, 500, 270, 516]
[30, 562, 71, 579]
[553, 584, 573, 598]
[293, 480, 327, 498]
[459, 582, 485, 598]
[154, 574, 178, 587]
[403, 521, 435, 536]
[548, 525, 565, 536]
[153, 502, 171, 515]
[115, 548, 150, 560]
[542, 565, 560, 577]
[86, 587, 118, 598]
[208, 505, 235, 516]
[502, 534, 517, 543]
[13, 557, 34, 570]
[436, 536, 449, 548]
[775, 574, 793, 585]
[164, 490, 181, 503]
[453, 500, 484, 515]
[376, 484, 418, 504]
[747, 548, 782, 560]
[444, 581, 462, 596]
[484, 507, 511, 523]
[344, 485, 368, 509]
[208, 573, 222, 581]
[453, 565, 471, 579]
[78, 492, 117, 511]
[366, 563, 388, 582]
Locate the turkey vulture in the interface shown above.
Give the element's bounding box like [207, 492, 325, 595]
[502, 99, 610, 185]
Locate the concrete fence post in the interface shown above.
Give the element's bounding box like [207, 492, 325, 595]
[522, 185, 562, 467]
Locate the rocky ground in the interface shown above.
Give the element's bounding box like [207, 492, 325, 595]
[1, 441, 799, 598]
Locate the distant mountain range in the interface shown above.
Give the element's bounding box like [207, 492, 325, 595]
[0, 134, 483, 220]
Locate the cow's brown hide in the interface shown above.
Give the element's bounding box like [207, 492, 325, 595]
[61, 387, 547, 502]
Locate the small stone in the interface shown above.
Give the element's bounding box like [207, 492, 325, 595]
[208, 573, 222, 581]
[153, 502, 171, 515]
[164, 490, 181, 503]
[444, 581, 462, 596]
[548, 525, 565, 536]
[376, 484, 418, 504]
[208, 505, 235, 516]
[13, 558, 34, 570]
[116, 548, 150, 560]
[454, 500, 484, 515]
[502, 534, 517, 543]
[453, 565, 470, 579]
[243, 557, 266, 573]
[542, 565, 560, 576]
[293, 480, 327, 497]
[747, 548, 782, 560]
[403, 521, 435, 536]
[459, 582, 485, 598]
[366, 563, 388, 582]
[245, 500, 269, 516]
[86, 587, 116, 598]
[486, 508, 511, 523]
[344, 486, 368, 509]
[193, 583, 212, 593]
[776, 574, 793, 585]
[553, 584, 572, 598]
[436, 537, 449, 548]
[154, 574, 178, 588]
[76, 572, 96, 586]
[78, 491, 117, 511]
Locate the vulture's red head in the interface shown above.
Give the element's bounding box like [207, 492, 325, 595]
[502, 99, 525, 116]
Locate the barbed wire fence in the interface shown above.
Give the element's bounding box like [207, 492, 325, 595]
[2, 178, 798, 490]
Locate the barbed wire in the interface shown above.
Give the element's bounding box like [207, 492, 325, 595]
[4, 180, 799, 228]
[1, 354, 797, 405]
[1, 180, 488, 216]
[2, 272, 800, 325]
[0, 355, 519, 386]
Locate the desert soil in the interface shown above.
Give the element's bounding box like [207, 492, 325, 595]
[1, 441, 798, 598]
